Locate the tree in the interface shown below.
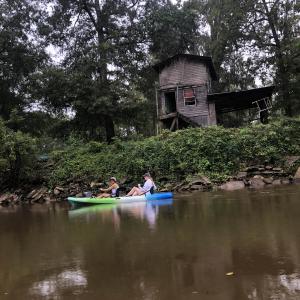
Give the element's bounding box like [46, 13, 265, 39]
[193, 0, 257, 92]
[42, 0, 155, 142]
[242, 0, 300, 116]
[191, 0, 299, 116]
[0, 119, 37, 187]
[0, 0, 47, 121]
[145, 0, 204, 61]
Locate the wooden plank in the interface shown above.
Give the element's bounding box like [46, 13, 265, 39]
[208, 102, 217, 125]
[176, 85, 179, 111]
[155, 88, 159, 135]
[159, 112, 177, 120]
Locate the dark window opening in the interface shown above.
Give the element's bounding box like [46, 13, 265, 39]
[164, 91, 176, 114]
[184, 88, 196, 106]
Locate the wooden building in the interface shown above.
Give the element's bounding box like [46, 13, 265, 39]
[153, 54, 274, 131]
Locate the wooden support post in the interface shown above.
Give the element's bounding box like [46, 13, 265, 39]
[260, 110, 269, 124]
[170, 117, 177, 131]
[155, 88, 159, 135]
[176, 84, 179, 111]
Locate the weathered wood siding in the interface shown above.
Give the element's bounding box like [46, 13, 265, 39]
[159, 57, 211, 88]
[177, 86, 209, 126]
[208, 102, 217, 125]
[157, 57, 217, 127]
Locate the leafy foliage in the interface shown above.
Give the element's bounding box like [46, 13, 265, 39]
[0, 0, 47, 121]
[0, 119, 37, 187]
[241, 0, 300, 116]
[49, 118, 300, 186]
[145, 0, 203, 61]
[38, 0, 159, 142]
[0, 0, 299, 144]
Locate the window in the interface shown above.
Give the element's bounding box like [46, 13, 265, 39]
[184, 88, 196, 106]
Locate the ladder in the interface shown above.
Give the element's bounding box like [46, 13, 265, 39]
[252, 97, 272, 113]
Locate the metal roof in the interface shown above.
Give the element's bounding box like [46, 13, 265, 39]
[208, 86, 275, 114]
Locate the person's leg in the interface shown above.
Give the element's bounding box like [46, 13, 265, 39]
[132, 189, 143, 196]
[127, 187, 135, 196]
[97, 193, 111, 198]
[127, 187, 139, 196]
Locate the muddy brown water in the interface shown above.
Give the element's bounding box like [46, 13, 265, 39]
[0, 185, 300, 300]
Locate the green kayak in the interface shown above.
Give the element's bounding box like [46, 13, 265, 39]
[68, 192, 173, 206]
[68, 197, 118, 205]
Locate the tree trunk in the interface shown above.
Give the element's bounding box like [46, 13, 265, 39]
[261, 0, 292, 116]
[82, 1, 115, 139]
[9, 150, 21, 187]
[104, 115, 115, 143]
[278, 68, 292, 116]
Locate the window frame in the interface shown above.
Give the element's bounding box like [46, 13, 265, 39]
[183, 87, 197, 106]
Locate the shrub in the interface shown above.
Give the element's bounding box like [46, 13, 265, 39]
[0, 119, 37, 187]
[49, 118, 300, 186]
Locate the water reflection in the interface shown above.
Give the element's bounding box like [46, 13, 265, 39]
[0, 186, 300, 299]
[280, 274, 300, 294]
[69, 199, 173, 230]
[30, 269, 87, 299]
[244, 274, 300, 300]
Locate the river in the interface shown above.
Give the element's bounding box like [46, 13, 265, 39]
[0, 185, 300, 300]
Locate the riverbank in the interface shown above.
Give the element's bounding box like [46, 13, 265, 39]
[0, 118, 300, 205]
[1, 162, 299, 205]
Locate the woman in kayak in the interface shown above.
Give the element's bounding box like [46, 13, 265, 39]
[97, 177, 119, 198]
[127, 173, 156, 196]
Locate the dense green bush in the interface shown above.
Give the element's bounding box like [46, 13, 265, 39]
[49, 118, 300, 186]
[0, 119, 37, 187]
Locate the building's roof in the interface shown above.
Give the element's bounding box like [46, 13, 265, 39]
[153, 54, 218, 81]
[208, 86, 275, 114]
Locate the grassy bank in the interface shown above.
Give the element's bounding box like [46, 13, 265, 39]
[49, 118, 300, 187]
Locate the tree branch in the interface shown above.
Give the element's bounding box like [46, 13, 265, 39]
[81, 0, 98, 31]
[128, 0, 141, 9]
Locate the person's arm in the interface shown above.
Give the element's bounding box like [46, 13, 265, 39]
[101, 184, 117, 193]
